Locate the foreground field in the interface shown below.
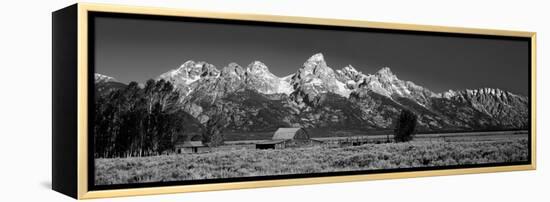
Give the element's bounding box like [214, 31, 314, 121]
[95, 134, 528, 185]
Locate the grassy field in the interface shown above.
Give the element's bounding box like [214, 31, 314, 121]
[95, 132, 528, 185]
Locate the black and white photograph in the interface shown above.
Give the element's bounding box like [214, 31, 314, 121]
[91, 13, 531, 187]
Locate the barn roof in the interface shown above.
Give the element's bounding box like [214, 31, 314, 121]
[256, 140, 286, 145]
[272, 128, 304, 140]
[178, 141, 205, 148]
[175, 134, 202, 144]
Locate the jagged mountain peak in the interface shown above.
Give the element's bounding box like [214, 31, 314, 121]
[176, 60, 207, 72]
[246, 61, 269, 74]
[169, 60, 219, 77]
[307, 53, 325, 63]
[449, 87, 524, 100]
[352, 66, 438, 107]
[338, 65, 360, 77]
[300, 53, 330, 75]
[227, 62, 243, 69]
[342, 65, 358, 73]
[438, 88, 529, 116]
[94, 73, 117, 83]
[444, 88, 498, 96]
[468, 88, 505, 96]
[221, 63, 245, 78]
[336, 65, 363, 81]
[376, 67, 396, 78]
[300, 53, 334, 77]
[158, 60, 219, 87]
[434, 87, 528, 128]
[243, 61, 293, 95]
[441, 89, 458, 99]
[245, 61, 277, 80]
[291, 53, 352, 102]
[179, 60, 196, 68]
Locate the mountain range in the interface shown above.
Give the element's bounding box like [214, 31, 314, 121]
[95, 53, 528, 132]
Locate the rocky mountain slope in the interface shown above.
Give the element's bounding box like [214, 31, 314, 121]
[95, 53, 529, 133]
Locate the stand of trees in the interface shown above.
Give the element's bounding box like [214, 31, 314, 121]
[94, 79, 190, 158]
[394, 109, 418, 142]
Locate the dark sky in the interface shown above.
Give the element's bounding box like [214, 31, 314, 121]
[94, 16, 529, 95]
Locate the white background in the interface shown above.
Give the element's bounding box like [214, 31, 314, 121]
[0, 0, 547, 201]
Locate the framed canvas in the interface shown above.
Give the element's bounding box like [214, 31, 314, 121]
[52, 3, 536, 199]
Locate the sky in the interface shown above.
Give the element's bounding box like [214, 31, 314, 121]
[94, 15, 530, 95]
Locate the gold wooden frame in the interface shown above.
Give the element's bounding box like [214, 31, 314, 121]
[74, 3, 536, 199]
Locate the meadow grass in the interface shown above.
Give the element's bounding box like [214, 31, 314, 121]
[95, 135, 528, 185]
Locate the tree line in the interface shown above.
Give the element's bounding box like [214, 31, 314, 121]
[94, 79, 190, 158]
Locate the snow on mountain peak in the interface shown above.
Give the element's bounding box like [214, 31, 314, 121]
[303, 53, 334, 74]
[336, 65, 364, 83]
[343, 65, 358, 74]
[441, 89, 458, 99]
[94, 73, 117, 83]
[159, 60, 218, 86]
[242, 61, 293, 95]
[291, 53, 352, 99]
[376, 67, 395, 78]
[307, 53, 325, 63]
[438, 87, 525, 105]
[466, 88, 508, 98]
[221, 62, 245, 79]
[351, 66, 439, 106]
[180, 60, 196, 68]
[246, 61, 269, 75]
[245, 61, 277, 81]
[173, 60, 214, 77]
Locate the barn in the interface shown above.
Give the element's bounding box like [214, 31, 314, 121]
[256, 128, 311, 149]
[174, 135, 209, 154]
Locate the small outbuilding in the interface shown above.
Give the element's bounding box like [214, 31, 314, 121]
[255, 140, 286, 149]
[175, 139, 209, 154]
